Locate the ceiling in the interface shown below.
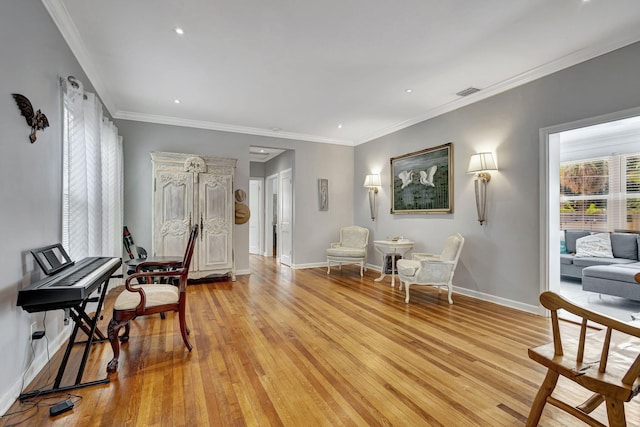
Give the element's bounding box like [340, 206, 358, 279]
[44, 0, 640, 146]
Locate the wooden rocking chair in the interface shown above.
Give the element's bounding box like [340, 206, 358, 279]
[106, 225, 198, 373]
[526, 291, 640, 426]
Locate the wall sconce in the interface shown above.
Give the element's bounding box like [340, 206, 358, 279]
[363, 174, 381, 221]
[467, 153, 497, 225]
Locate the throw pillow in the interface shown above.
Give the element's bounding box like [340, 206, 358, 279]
[575, 233, 614, 258]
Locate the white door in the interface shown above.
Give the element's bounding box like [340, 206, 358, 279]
[249, 178, 263, 255]
[279, 168, 293, 266]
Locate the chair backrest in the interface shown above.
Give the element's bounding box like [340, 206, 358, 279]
[538, 291, 640, 400]
[440, 233, 464, 262]
[179, 225, 199, 285]
[340, 226, 369, 249]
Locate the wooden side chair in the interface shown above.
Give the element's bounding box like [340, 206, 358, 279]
[106, 225, 198, 374]
[526, 291, 640, 426]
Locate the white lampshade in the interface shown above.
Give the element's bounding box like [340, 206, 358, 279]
[363, 174, 381, 187]
[467, 153, 497, 173]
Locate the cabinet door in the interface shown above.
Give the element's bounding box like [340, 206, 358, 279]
[153, 171, 194, 257]
[198, 173, 233, 271]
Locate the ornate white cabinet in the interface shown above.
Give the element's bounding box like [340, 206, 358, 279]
[151, 151, 237, 280]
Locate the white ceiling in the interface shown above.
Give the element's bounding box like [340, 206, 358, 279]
[44, 0, 640, 146]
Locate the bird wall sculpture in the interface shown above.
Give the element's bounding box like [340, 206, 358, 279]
[12, 93, 49, 143]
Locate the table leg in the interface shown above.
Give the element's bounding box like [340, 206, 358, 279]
[373, 245, 386, 282]
[390, 249, 397, 287]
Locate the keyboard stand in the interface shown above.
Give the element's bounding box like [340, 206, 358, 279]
[19, 275, 113, 400]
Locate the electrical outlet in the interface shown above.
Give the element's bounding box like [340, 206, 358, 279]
[30, 322, 37, 339]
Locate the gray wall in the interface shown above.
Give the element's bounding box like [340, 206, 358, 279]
[355, 41, 640, 309]
[117, 120, 355, 271]
[249, 161, 266, 178]
[0, 0, 101, 411]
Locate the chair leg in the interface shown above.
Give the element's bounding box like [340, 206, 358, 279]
[605, 398, 626, 426]
[327, 259, 331, 274]
[447, 284, 453, 304]
[404, 283, 411, 303]
[178, 306, 193, 351]
[360, 261, 364, 277]
[107, 318, 127, 373]
[121, 321, 130, 342]
[526, 370, 559, 426]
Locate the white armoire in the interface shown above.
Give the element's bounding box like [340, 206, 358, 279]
[151, 151, 237, 280]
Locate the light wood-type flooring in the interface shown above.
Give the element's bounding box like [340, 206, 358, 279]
[2, 255, 639, 426]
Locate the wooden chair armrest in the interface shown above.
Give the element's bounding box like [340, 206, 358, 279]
[125, 269, 183, 291]
[135, 259, 183, 273]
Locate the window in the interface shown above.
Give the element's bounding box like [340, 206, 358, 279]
[560, 154, 640, 232]
[62, 77, 123, 259]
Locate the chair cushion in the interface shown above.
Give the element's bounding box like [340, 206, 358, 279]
[397, 259, 420, 277]
[114, 284, 179, 310]
[326, 247, 366, 257]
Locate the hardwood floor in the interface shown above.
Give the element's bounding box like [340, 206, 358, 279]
[3, 255, 639, 426]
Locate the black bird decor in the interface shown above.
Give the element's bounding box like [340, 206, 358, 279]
[12, 93, 49, 143]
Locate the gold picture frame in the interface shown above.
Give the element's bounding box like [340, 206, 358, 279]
[390, 143, 453, 214]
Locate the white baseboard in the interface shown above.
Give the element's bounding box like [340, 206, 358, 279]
[452, 286, 542, 315]
[1, 327, 71, 416]
[291, 262, 328, 269]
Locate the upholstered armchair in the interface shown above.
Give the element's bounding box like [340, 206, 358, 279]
[397, 233, 464, 304]
[326, 226, 369, 277]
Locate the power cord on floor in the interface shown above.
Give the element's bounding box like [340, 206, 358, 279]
[0, 394, 82, 426]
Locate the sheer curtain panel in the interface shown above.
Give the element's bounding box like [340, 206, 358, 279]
[62, 77, 123, 260]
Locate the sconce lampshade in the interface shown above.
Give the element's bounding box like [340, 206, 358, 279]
[363, 174, 381, 188]
[467, 152, 497, 173]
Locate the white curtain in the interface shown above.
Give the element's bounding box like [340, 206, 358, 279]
[62, 77, 123, 260]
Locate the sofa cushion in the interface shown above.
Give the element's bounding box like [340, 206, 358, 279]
[575, 233, 614, 258]
[565, 230, 591, 254]
[582, 263, 640, 283]
[610, 232, 639, 260]
[573, 257, 636, 267]
[560, 254, 575, 265]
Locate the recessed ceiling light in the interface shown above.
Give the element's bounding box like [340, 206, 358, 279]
[174, 99, 181, 104]
[175, 27, 184, 35]
[337, 124, 343, 129]
[405, 89, 413, 93]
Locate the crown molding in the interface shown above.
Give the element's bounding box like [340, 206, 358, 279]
[115, 111, 355, 146]
[42, 0, 117, 116]
[355, 32, 640, 145]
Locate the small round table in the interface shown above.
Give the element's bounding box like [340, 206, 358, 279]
[373, 239, 414, 287]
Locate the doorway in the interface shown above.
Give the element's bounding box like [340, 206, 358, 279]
[541, 109, 640, 320]
[265, 173, 278, 258]
[249, 178, 264, 255]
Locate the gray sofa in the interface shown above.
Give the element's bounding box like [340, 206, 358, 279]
[561, 230, 640, 301]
